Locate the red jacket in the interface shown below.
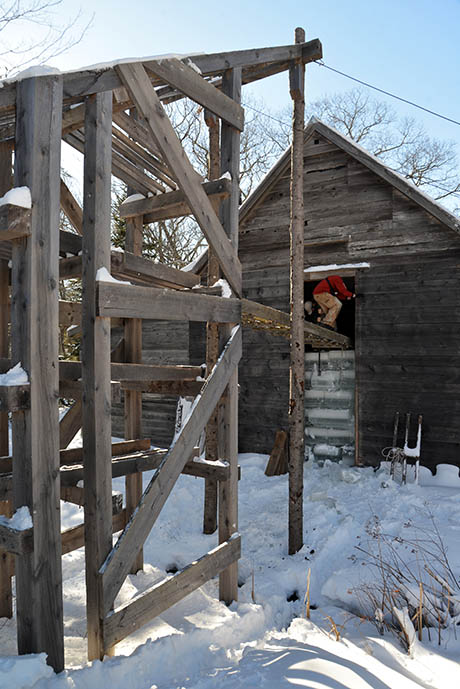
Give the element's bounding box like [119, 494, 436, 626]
[313, 275, 353, 301]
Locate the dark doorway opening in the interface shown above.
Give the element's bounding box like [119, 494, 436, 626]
[304, 276, 356, 344]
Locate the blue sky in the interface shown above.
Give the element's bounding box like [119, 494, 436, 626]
[9, 0, 460, 190]
[41, 0, 459, 147]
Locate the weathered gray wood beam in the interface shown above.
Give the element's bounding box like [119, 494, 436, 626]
[0, 40, 322, 111]
[60, 179, 83, 235]
[0, 522, 34, 555]
[97, 281, 241, 323]
[111, 250, 200, 289]
[218, 67, 241, 605]
[100, 325, 242, 614]
[288, 28, 306, 556]
[81, 90, 113, 662]
[0, 204, 31, 240]
[61, 510, 127, 556]
[146, 58, 244, 130]
[60, 359, 203, 382]
[103, 535, 241, 648]
[0, 141, 12, 619]
[0, 384, 30, 412]
[59, 399, 82, 449]
[12, 73, 64, 672]
[120, 177, 231, 223]
[112, 126, 177, 190]
[120, 379, 202, 396]
[116, 62, 242, 296]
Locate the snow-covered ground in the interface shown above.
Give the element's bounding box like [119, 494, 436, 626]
[2, 447, 460, 688]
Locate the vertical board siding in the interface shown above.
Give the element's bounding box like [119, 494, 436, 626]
[238, 133, 460, 466]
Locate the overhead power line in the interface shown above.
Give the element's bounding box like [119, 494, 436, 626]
[314, 60, 460, 128]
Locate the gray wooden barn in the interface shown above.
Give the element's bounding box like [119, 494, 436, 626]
[114, 117, 460, 472]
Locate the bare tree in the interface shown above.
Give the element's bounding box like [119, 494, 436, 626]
[0, 0, 93, 77]
[112, 95, 285, 268]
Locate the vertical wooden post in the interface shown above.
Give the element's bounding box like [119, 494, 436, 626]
[124, 209, 144, 574]
[288, 27, 306, 556]
[0, 142, 13, 619]
[82, 91, 113, 661]
[12, 74, 64, 671]
[203, 110, 220, 535]
[218, 67, 241, 604]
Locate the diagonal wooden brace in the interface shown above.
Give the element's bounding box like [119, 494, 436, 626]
[115, 62, 242, 296]
[100, 325, 242, 614]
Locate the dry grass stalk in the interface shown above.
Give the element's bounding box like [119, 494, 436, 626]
[304, 567, 311, 619]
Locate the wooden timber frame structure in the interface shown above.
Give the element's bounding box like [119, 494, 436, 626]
[0, 34, 324, 671]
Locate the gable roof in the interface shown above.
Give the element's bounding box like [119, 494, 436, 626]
[239, 116, 460, 235]
[189, 117, 460, 276]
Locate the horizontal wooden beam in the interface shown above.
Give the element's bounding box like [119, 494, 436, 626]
[61, 510, 127, 556]
[98, 281, 241, 322]
[60, 438, 151, 467]
[103, 534, 240, 648]
[0, 522, 34, 555]
[0, 383, 30, 412]
[146, 58, 244, 130]
[121, 380, 203, 396]
[120, 178, 231, 223]
[0, 228, 81, 261]
[111, 251, 200, 289]
[59, 360, 204, 382]
[100, 326, 242, 612]
[0, 204, 31, 240]
[59, 379, 121, 402]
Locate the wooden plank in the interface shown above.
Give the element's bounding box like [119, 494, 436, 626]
[0, 204, 31, 240]
[265, 430, 288, 476]
[0, 40, 322, 110]
[62, 510, 127, 556]
[121, 380, 203, 395]
[112, 111, 168, 166]
[60, 438, 151, 467]
[12, 73, 64, 672]
[203, 110, 221, 536]
[60, 179, 83, 235]
[0, 522, 34, 555]
[97, 281, 241, 323]
[60, 360, 203, 382]
[288, 28, 306, 556]
[81, 90, 113, 662]
[146, 58, 244, 130]
[104, 534, 240, 648]
[116, 62, 242, 296]
[218, 67, 241, 605]
[59, 399, 82, 449]
[111, 250, 200, 289]
[0, 384, 30, 412]
[59, 300, 81, 327]
[119, 178, 231, 223]
[123, 203, 144, 575]
[59, 379, 120, 401]
[111, 126, 177, 190]
[100, 325, 242, 613]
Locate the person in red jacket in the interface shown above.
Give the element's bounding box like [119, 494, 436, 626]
[312, 275, 355, 330]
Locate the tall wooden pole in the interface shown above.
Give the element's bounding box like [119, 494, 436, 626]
[0, 142, 13, 619]
[124, 108, 144, 573]
[288, 27, 306, 555]
[219, 67, 241, 604]
[82, 91, 113, 661]
[13, 74, 64, 671]
[203, 109, 220, 535]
